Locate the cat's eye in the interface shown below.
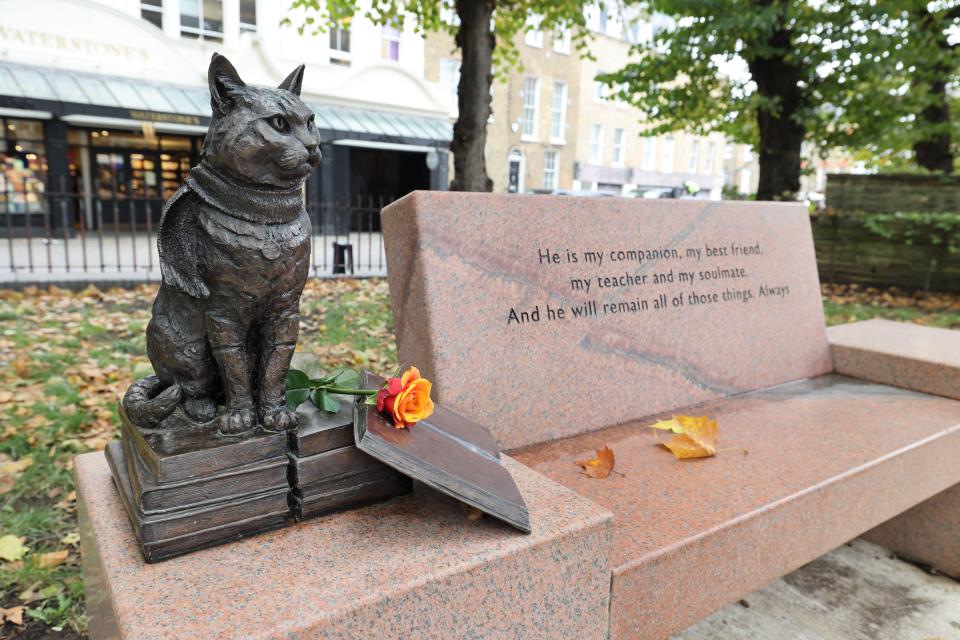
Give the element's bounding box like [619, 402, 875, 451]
[268, 115, 290, 133]
[307, 115, 316, 130]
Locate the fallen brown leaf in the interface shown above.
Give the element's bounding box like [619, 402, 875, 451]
[1, 605, 25, 625]
[36, 549, 69, 568]
[575, 445, 616, 479]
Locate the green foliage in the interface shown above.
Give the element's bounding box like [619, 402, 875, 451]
[284, 0, 591, 73]
[603, 0, 886, 149]
[862, 211, 960, 255]
[285, 365, 369, 413]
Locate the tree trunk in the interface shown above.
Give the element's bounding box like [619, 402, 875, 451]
[448, 0, 495, 192]
[911, 7, 954, 174]
[747, 0, 805, 201]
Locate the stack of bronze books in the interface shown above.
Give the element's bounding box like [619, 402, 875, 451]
[106, 409, 291, 562]
[287, 400, 411, 520]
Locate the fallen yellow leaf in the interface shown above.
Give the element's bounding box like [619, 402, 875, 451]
[36, 549, 69, 568]
[575, 445, 617, 479]
[0, 534, 27, 562]
[61, 532, 80, 547]
[651, 415, 719, 459]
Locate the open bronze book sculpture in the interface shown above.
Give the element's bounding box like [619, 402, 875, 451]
[107, 54, 528, 562]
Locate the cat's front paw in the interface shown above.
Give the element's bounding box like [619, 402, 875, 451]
[217, 406, 256, 435]
[259, 404, 299, 432]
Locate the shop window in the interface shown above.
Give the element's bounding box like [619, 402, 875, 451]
[0, 118, 48, 215]
[181, 0, 224, 42]
[141, 0, 163, 29]
[381, 26, 400, 61]
[239, 0, 257, 33]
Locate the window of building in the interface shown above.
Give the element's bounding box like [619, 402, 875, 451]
[553, 28, 572, 54]
[593, 71, 609, 102]
[330, 24, 351, 64]
[599, 5, 609, 34]
[0, 118, 48, 215]
[724, 142, 733, 160]
[662, 136, 675, 173]
[590, 123, 604, 164]
[742, 146, 753, 161]
[706, 142, 716, 175]
[381, 25, 401, 61]
[612, 128, 625, 166]
[524, 28, 544, 48]
[521, 77, 539, 139]
[543, 150, 558, 189]
[549, 81, 567, 142]
[440, 58, 461, 116]
[688, 139, 700, 173]
[141, 0, 163, 29]
[180, 0, 224, 42]
[239, 0, 257, 33]
[524, 15, 544, 47]
[642, 137, 655, 171]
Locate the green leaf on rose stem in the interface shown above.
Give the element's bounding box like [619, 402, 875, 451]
[286, 369, 311, 391]
[290, 352, 326, 380]
[285, 387, 310, 409]
[312, 389, 341, 414]
[327, 367, 361, 389]
[363, 394, 378, 406]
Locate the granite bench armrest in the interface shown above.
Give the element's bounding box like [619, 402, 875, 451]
[827, 319, 960, 400]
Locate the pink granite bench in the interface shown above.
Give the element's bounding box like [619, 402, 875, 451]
[381, 193, 960, 639]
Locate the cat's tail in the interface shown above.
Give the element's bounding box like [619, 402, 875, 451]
[122, 376, 181, 427]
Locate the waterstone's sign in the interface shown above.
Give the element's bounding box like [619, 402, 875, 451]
[382, 193, 832, 450]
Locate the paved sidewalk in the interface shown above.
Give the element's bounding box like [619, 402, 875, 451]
[676, 539, 960, 639]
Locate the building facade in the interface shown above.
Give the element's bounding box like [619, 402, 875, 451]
[0, 0, 452, 236]
[424, 4, 744, 200]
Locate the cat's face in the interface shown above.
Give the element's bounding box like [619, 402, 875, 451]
[204, 55, 321, 189]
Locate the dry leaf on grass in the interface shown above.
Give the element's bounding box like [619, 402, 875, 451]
[0, 535, 27, 562]
[575, 445, 618, 479]
[650, 415, 747, 459]
[36, 549, 69, 568]
[1, 605, 25, 626]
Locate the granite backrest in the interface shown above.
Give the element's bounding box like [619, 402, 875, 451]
[381, 192, 831, 450]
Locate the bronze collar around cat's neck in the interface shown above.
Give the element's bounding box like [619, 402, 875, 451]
[186, 162, 305, 225]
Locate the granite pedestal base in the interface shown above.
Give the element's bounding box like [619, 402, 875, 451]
[78, 451, 612, 640]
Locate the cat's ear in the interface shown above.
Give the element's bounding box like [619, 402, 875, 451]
[278, 64, 305, 96]
[208, 53, 246, 115]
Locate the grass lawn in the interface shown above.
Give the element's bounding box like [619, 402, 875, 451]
[1, 279, 958, 638]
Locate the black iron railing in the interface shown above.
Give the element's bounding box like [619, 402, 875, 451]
[0, 187, 391, 282]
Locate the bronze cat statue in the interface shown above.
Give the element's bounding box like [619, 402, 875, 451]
[123, 53, 321, 435]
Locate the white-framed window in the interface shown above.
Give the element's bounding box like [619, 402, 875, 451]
[688, 139, 700, 173]
[525, 28, 544, 48]
[662, 136, 676, 173]
[549, 81, 567, 142]
[642, 137, 655, 171]
[612, 128, 625, 166]
[590, 123, 604, 164]
[329, 24, 351, 64]
[706, 142, 716, 175]
[141, 0, 163, 29]
[724, 142, 734, 160]
[543, 150, 558, 189]
[593, 71, 609, 102]
[239, 0, 257, 33]
[553, 28, 572, 54]
[439, 58, 461, 116]
[521, 77, 539, 139]
[381, 25, 401, 61]
[180, 0, 224, 41]
[742, 146, 753, 161]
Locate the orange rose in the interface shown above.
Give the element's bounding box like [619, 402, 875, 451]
[376, 366, 434, 429]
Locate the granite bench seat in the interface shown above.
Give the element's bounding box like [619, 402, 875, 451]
[513, 374, 960, 640]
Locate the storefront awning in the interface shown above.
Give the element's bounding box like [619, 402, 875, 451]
[0, 61, 451, 147]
